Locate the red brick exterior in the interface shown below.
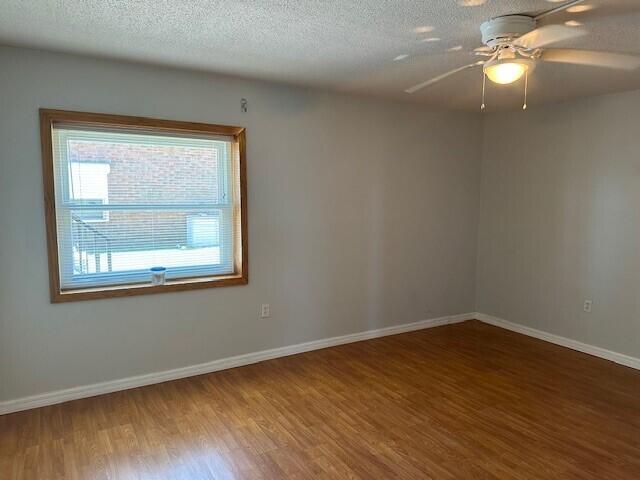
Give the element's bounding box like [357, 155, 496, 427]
[69, 140, 220, 251]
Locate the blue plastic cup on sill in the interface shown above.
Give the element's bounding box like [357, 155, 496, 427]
[150, 266, 167, 285]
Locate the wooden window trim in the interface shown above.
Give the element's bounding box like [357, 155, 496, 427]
[40, 109, 248, 303]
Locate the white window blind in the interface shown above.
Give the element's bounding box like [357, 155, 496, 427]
[51, 125, 237, 290]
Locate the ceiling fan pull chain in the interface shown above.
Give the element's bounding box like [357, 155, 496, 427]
[481, 73, 486, 111]
[523, 71, 528, 110]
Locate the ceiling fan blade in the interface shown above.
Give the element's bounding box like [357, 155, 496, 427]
[542, 49, 640, 70]
[474, 46, 495, 57]
[405, 61, 484, 94]
[513, 25, 586, 50]
[535, 0, 586, 20]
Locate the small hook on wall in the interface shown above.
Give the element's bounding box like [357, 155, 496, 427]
[241, 98, 248, 113]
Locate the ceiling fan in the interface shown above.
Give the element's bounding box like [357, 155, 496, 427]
[405, 0, 640, 108]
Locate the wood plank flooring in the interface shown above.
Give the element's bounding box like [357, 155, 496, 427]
[1, 320, 640, 479]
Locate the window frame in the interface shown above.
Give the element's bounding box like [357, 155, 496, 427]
[40, 109, 248, 303]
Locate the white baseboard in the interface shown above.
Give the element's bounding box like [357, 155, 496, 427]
[6, 312, 636, 415]
[0, 312, 474, 415]
[475, 312, 640, 370]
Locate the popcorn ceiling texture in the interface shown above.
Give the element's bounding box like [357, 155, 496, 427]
[0, 0, 639, 110]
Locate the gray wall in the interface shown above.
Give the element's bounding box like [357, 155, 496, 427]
[0, 47, 482, 401]
[477, 90, 640, 358]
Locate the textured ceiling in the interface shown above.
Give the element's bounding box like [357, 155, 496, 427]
[1, 0, 640, 111]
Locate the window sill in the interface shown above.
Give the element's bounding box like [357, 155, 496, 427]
[52, 273, 248, 303]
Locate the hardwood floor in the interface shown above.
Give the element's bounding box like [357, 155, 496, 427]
[1, 320, 640, 479]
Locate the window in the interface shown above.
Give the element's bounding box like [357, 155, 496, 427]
[69, 162, 110, 222]
[40, 110, 247, 302]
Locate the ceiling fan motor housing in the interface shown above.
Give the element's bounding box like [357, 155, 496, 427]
[481, 15, 536, 47]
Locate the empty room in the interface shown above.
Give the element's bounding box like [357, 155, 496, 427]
[1, 0, 639, 478]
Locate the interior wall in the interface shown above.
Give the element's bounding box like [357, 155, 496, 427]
[0, 46, 482, 401]
[477, 89, 640, 358]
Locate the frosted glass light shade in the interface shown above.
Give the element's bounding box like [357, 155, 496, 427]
[484, 61, 528, 85]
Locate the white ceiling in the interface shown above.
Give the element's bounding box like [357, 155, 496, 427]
[1, 0, 640, 111]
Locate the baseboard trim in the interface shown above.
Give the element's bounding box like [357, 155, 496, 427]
[0, 312, 474, 415]
[475, 312, 640, 370]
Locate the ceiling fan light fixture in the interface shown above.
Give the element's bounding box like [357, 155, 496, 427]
[483, 58, 533, 84]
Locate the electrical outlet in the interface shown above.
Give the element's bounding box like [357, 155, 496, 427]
[583, 299, 592, 313]
[260, 304, 271, 318]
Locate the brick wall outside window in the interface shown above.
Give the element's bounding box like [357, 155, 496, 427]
[69, 141, 220, 251]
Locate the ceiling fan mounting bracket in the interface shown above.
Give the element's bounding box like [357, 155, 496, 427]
[480, 15, 536, 48]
